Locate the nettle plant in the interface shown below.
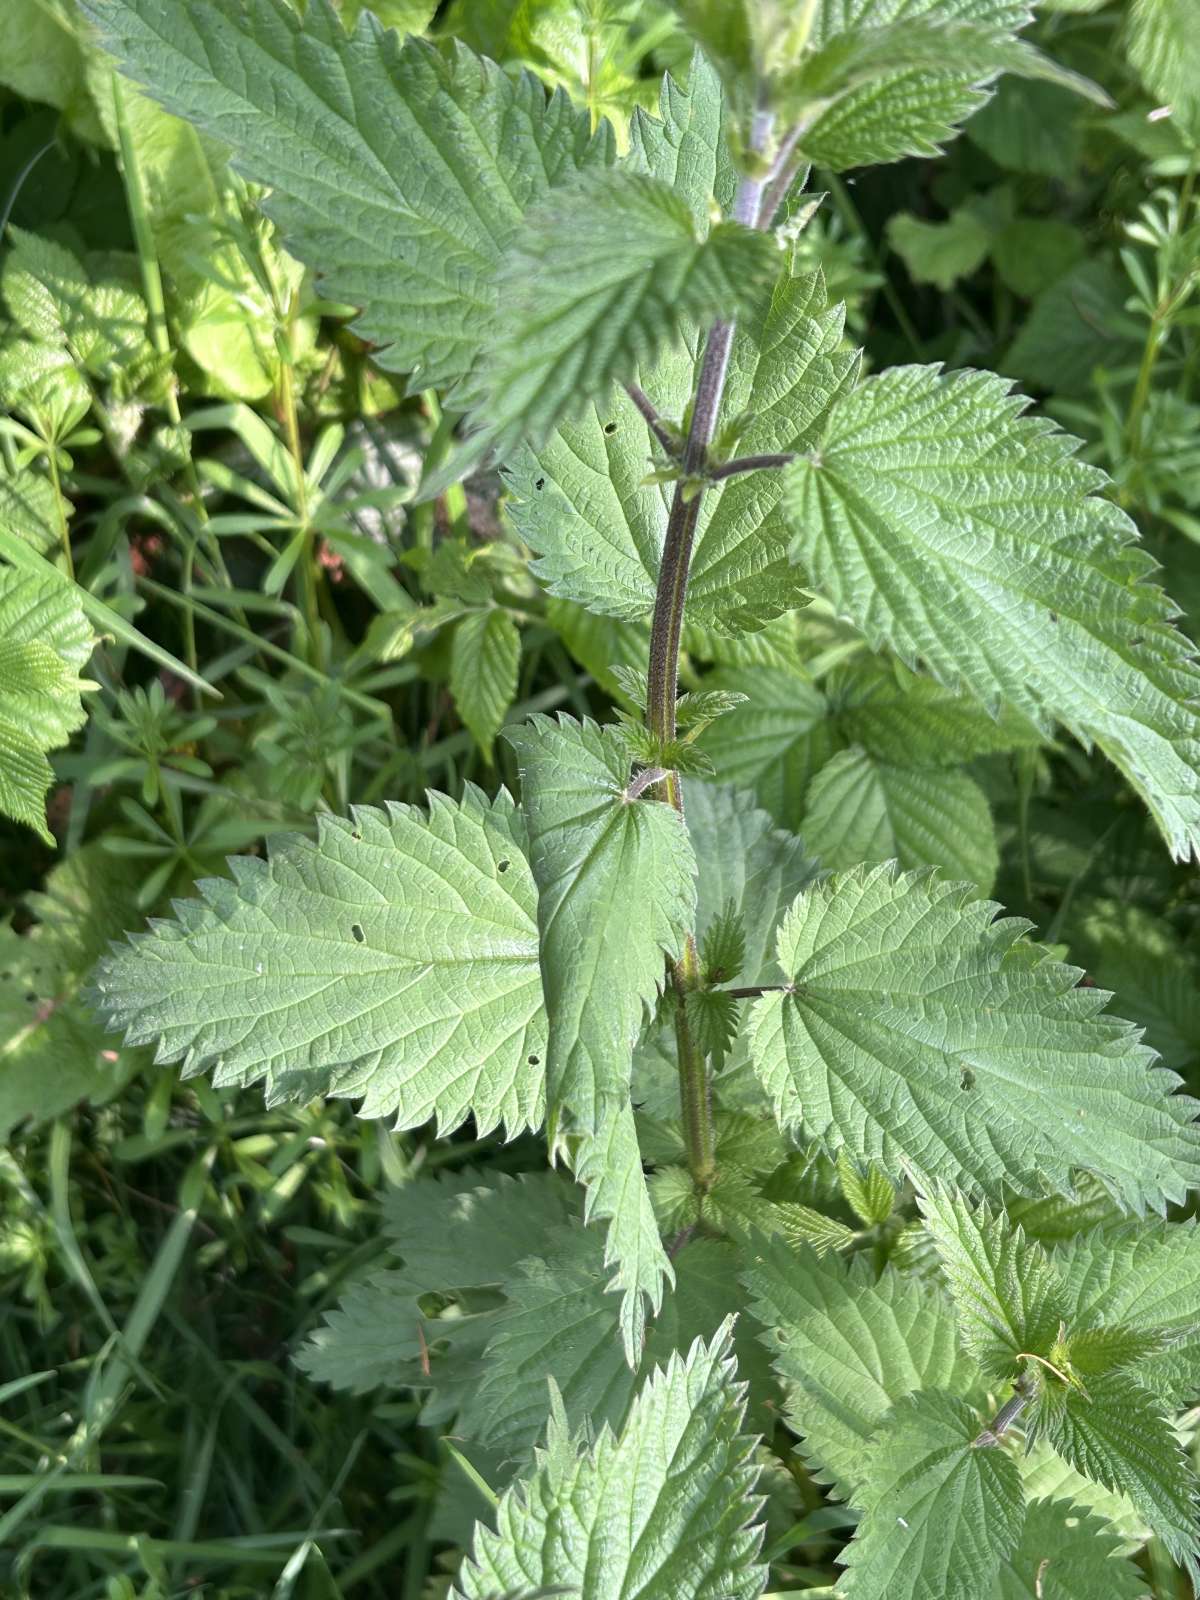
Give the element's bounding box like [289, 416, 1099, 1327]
[84, 0, 1200, 1594]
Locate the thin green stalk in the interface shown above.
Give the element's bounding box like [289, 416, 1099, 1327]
[421, 389, 469, 537]
[276, 332, 325, 669]
[46, 445, 74, 579]
[111, 74, 173, 388]
[1126, 157, 1199, 465]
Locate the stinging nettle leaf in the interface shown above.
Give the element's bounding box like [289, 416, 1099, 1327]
[920, 1188, 1069, 1383]
[993, 1494, 1148, 1600]
[0, 565, 95, 846]
[504, 715, 697, 1357]
[748, 865, 1200, 1211]
[782, 363, 1200, 862]
[801, 746, 999, 894]
[440, 169, 780, 482]
[839, 1388, 1027, 1600]
[91, 788, 546, 1136]
[453, 1323, 765, 1600]
[450, 608, 521, 761]
[1056, 1218, 1200, 1338]
[82, 0, 613, 392]
[1033, 1370, 1200, 1575]
[795, 0, 1035, 171]
[508, 247, 858, 631]
[744, 1237, 982, 1505]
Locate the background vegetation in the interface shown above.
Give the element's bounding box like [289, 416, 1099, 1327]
[1, 0, 1198, 1595]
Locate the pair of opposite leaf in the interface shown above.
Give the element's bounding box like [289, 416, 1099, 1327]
[80, 0, 1200, 852]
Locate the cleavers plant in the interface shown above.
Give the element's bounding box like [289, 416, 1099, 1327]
[76, 0, 1200, 1595]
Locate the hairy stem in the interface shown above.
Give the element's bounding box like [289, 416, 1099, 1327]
[709, 451, 797, 481]
[643, 110, 776, 1190]
[973, 1383, 1032, 1448]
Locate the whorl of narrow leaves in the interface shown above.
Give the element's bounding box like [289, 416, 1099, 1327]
[838, 1389, 1026, 1600]
[91, 789, 546, 1136]
[82, 0, 612, 390]
[453, 1325, 764, 1600]
[504, 716, 696, 1357]
[782, 363, 1200, 862]
[748, 865, 1200, 1210]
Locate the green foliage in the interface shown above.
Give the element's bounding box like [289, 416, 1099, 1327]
[994, 1497, 1147, 1600]
[92, 789, 547, 1135]
[454, 1325, 764, 1600]
[83, 0, 614, 390]
[838, 1389, 1026, 1600]
[745, 1237, 982, 1503]
[507, 259, 857, 630]
[782, 363, 1200, 862]
[0, 848, 142, 1138]
[505, 715, 695, 1356]
[920, 1188, 1069, 1380]
[449, 607, 521, 759]
[749, 865, 1200, 1207]
[444, 168, 779, 476]
[0, 565, 94, 843]
[1126, 0, 1200, 137]
[1033, 1372, 1198, 1574]
[7, 0, 1200, 1593]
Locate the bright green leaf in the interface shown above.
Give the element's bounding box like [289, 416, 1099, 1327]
[744, 1237, 982, 1503]
[0, 565, 94, 845]
[887, 206, 993, 291]
[84, 0, 613, 391]
[993, 1494, 1147, 1600]
[91, 788, 547, 1136]
[1, 848, 144, 1142]
[1033, 1371, 1199, 1575]
[450, 609, 521, 760]
[920, 1188, 1069, 1382]
[453, 1324, 764, 1600]
[508, 261, 857, 632]
[504, 715, 696, 1356]
[1127, 0, 1200, 136]
[782, 363, 1200, 861]
[748, 865, 1200, 1209]
[839, 1389, 1026, 1600]
[442, 169, 779, 479]
[801, 747, 999, 893]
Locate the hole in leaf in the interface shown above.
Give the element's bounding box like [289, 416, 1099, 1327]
[534, 477, 545, 491]
[351, 923, 365, 943]
[528, 1054, 540, 1066]
[497, 859, 510, 872]
[604, 421, 617, 434]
